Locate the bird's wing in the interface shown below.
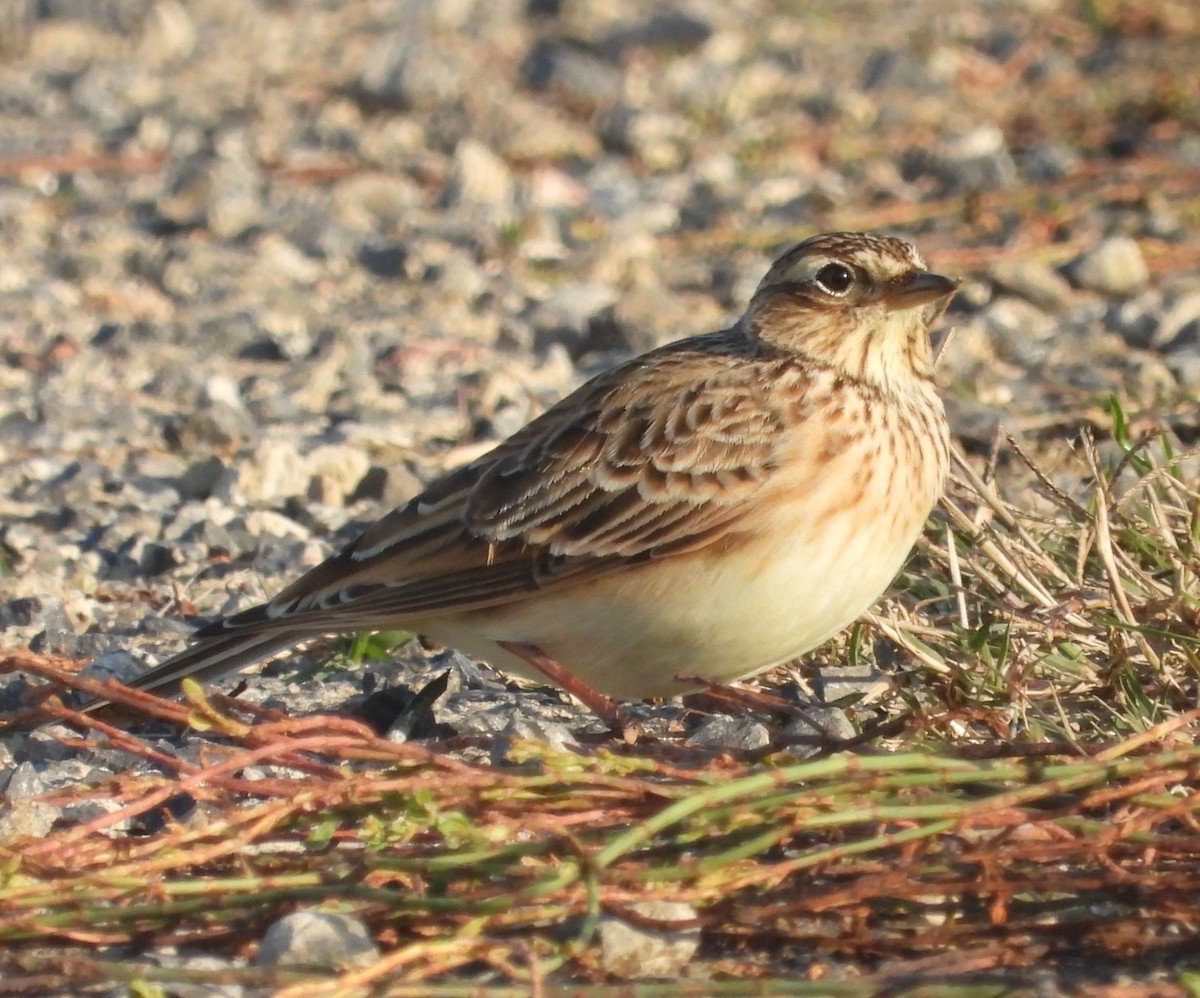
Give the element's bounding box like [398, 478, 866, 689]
[210, 336, 796, 635]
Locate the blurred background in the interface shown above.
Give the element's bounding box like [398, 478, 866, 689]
[0, 0, 1198, 643]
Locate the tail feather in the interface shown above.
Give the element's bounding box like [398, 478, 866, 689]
[82, 630, 308, 712]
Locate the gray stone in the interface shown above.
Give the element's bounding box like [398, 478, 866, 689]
[904, 125, 1017, 194]
[779, 706, 857, 743]
[1020, 140, 1080, 182]
[989, 259, 1075, 314]
[945, 396, 1012, 450]
[177, 517, 236, 556]
[1069, 237, 1150, 297]
[349, 462, 424, 507]
[254, 231, 323, 285]
[0, 595, 71, 632]
[79, 650, 146, 686]
[357, 33, 462, 110]
[156, 132, 265, 239]
[236, 439, 309, 503]
[357, 241, 408, 279]
[602, 12, 713, 56]
[255, 310, 315, 361]
[1166, 348, 1200, 389]
[145, 953, 244, 998]
[306, 443, 370, 505]
[597, 901, 701, 979]
[521, 38, 622, 109]
[496, 715, 579, 754]
[254, 911, 380, 968]
[981, 297, 1058, 367]
[686, 715, 771, 751]
[0, 799, 61, 840]
[440, 139, 516, 223]
[816, 661, 890, 705]
[601, 106, 697, 172]
[531, 281, 621, 357]
[494, 96, 602, 162]
[177, 456, 232, 501]
[38, 0, 153, 32]
[167, 402, 258, 453]
[1107, 296, 1161, 349]
[1157, 292, 1200, 351]
[333, 174, 423, 232]
[233, 509, 313, 543]
[140, 0, 196, 66]
[6, 760, 49, 800]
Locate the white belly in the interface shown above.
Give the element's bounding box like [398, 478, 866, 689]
[420, 469, 934, 699]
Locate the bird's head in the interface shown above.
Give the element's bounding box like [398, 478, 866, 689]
[746, 231, 958, 389]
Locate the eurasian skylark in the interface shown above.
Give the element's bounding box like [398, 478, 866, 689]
[105, 231, 957, 718]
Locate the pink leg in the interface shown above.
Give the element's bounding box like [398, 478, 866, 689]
[497, 640, 636, 737]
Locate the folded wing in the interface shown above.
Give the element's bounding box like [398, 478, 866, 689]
[217, 336, 789, 634]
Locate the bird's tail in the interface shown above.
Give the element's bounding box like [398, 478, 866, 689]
[81, 630, 307, 712]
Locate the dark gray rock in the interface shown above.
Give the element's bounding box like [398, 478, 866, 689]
[79, 650, 147, 686]
[357, 241, 408, 279]
[0, 596, 71, 632]
[686, 715, 771, 751]
[602, 11, 712, 56]
[176, 456, 233, 501]
[520, 38, 623, 109]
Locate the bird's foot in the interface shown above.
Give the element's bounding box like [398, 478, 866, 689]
[497, 640, 641, 742]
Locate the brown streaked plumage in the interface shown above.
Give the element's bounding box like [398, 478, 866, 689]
[97, 231, 957, 712]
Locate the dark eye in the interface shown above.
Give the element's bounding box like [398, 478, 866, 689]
[814, 263, 855, 296]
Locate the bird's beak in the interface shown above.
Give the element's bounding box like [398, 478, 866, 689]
[885, 271, 960, 311]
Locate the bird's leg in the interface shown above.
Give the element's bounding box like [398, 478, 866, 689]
[497, 640, 636, 737]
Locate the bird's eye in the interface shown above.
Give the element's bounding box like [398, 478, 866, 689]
[813, 263, 855, 296]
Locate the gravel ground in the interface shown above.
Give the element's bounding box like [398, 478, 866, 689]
[1, 0, 1199, 982]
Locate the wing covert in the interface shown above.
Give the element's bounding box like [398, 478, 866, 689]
[231, 337, 794, 628]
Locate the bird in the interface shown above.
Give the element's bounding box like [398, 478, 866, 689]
[95, 231, 957, 721]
